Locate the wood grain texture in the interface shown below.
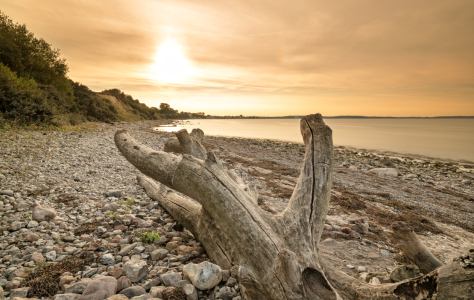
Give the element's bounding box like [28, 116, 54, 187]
[391, 222, 444, 274]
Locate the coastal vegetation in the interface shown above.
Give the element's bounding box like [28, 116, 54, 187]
[0, 11, 205, 129]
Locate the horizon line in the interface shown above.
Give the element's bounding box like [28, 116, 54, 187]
[204, 115, 474, 119]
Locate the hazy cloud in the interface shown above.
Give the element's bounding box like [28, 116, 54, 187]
[1, 0, 473, 116]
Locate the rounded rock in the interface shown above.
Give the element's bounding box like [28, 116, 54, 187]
[32, 204, 57, 222]
[100, 254, 116, 265]
[123, 259, 148, 283]
[80, 276, 117, 300]
[341, 227, 352, 234]
[183, 261, 222, 290]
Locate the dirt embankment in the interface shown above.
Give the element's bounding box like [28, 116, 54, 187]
[95, 93, 142, 121]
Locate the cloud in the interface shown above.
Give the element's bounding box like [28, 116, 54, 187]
[1, 0, 473, 116]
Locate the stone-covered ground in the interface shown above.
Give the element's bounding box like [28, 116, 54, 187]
[0, 120, 473, 300]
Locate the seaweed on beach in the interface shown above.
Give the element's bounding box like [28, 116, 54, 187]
[21, 255, 93, 298]
[28, 186, 51, 197]
[214, 149, 300, 178]
[255, 159, 300, 177]
[74, 220, 112, 236]
[264, 181, 294, 199]
[366, 200, 442, 235]
[331, 185, 442, 235]
[362, 191, 392, 199]
[331, 189, 367, 211]
[430, 186, 474, 202]
[163, 287, 187, 300]
[56, 193, 79, 205]
[74, 221, 99, 236]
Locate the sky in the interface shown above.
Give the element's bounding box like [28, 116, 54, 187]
[1, 0, 474, 117]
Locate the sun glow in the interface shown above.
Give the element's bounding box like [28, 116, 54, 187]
[149, 38, 195, 83]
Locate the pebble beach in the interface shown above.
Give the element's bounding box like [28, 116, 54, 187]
[0, 120, 473, 300]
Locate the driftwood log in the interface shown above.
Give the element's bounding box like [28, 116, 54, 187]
[115, 114, 473, 300]
[391, 222, 444, 274]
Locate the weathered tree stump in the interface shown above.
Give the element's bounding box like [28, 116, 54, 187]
[115, 114, 473, 300]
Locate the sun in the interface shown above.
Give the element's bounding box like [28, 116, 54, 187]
[150, 38, 194, 83]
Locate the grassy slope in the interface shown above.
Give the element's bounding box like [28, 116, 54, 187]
[95, 93, 144, 121]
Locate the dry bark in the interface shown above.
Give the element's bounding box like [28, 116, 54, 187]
[115, 114, 473, 300]
[391, 222, 444, 274]
[163, 128, 205, 157]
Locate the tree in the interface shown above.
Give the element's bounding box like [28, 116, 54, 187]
[115, 114, 473, 299]
[158, 103, 178, 118]
[0, 62, 56, 122]
[0, 11, 72, 99]
[159, 103, 174, 114]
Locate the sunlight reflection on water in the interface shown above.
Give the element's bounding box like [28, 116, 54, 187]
[154, 125, 183, 132]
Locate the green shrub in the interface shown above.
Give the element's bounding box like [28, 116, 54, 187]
[0, 11, 72, 98]
[141, 232, 160, 244]
[0, 63, 55, 123]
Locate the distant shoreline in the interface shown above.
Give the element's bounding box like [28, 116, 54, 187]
[205, 115, 474, 119]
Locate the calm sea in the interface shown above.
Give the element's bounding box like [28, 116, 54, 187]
[155, 118, 474, 163]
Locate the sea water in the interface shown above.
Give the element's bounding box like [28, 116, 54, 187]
[155, 118, 474, 162]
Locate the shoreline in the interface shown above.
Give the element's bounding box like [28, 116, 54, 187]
[155, 119, 474, 165]
[198, 134, 474, 192]
[161, 129, 474, 168]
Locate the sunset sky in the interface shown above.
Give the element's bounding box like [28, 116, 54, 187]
[1, 0, 473, 116]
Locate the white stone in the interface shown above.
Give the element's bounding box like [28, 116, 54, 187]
[101, 253, 115, 265]
[123, 259, 148, 283]
[369, 277, 381, 285]
[54, 293, 82, 300]
[368, 168, 398, 177]
[27, 220, 39, 228]
[357, 266, 367, 273]
[32, 204, 57, 222]
[44, 250, 57, 261]
[160, 272, 182, 286]
[183, 261, 222, 290]
[183, 283, 198, 300]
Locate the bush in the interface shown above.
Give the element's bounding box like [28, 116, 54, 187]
[0, 11, 73, 99]
[71, 81, 117, 123]
[0, 62, 55, 123]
